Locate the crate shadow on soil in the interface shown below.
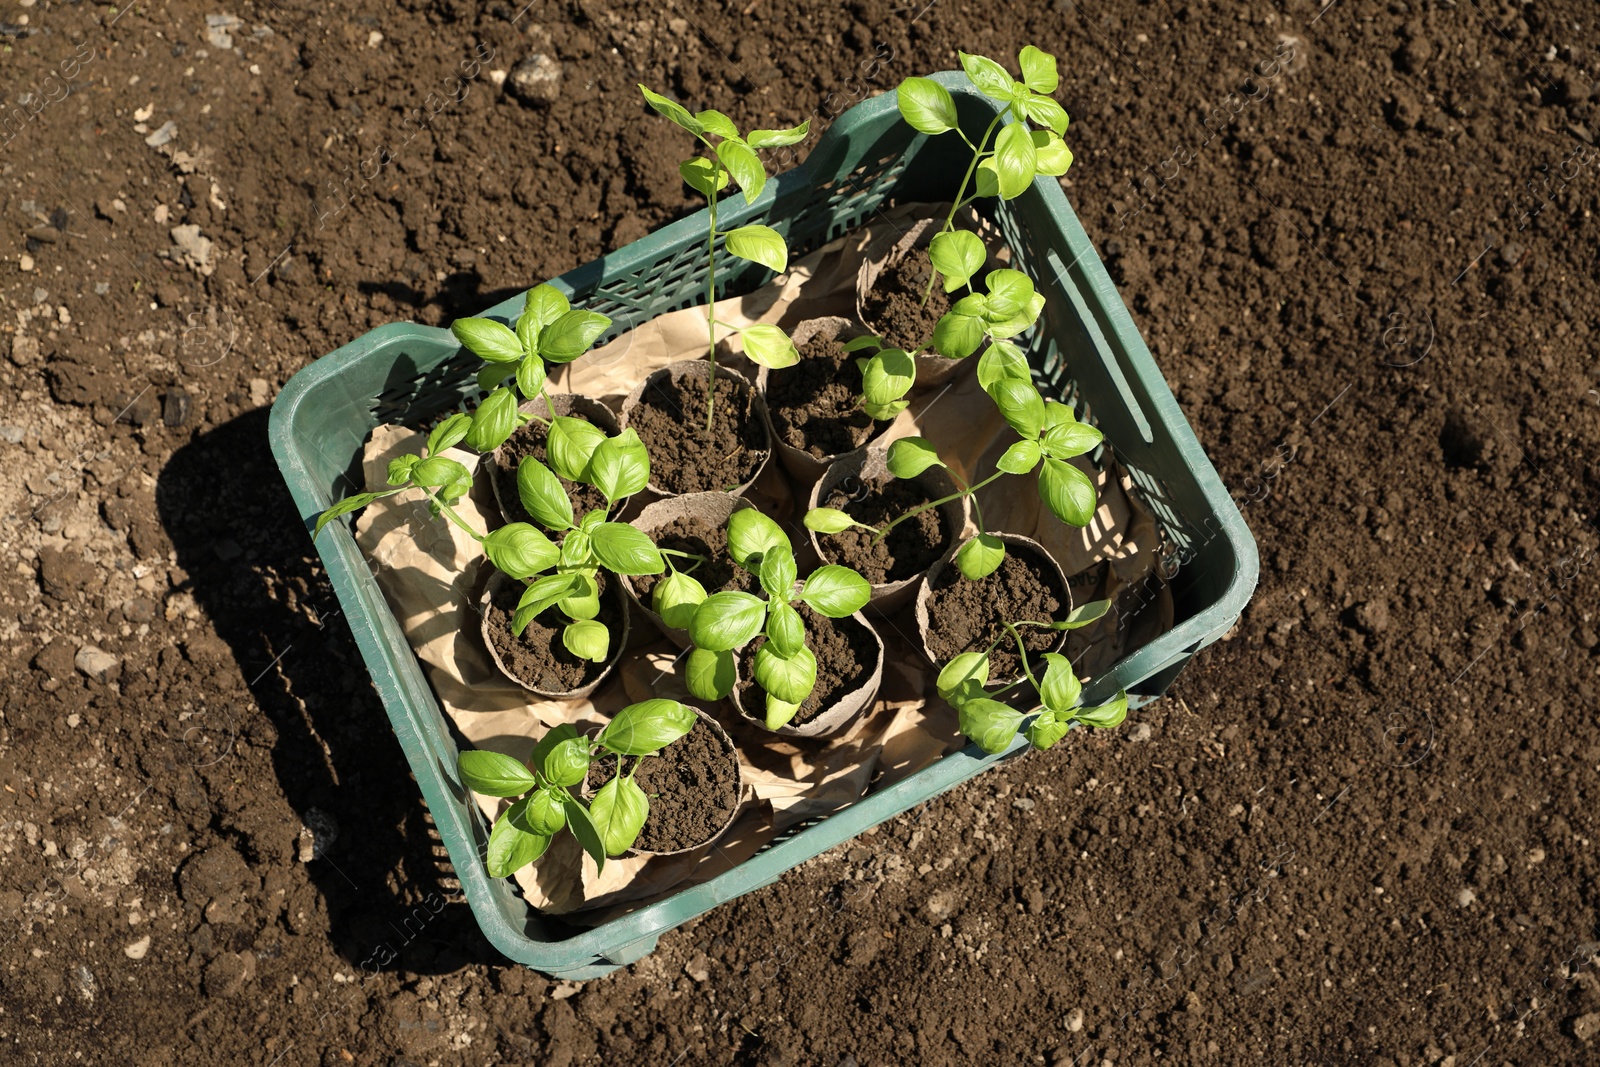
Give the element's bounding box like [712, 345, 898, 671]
[156, 408, 501, 974]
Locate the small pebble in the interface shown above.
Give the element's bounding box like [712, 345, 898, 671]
[74, 645, 121, 684]
[19, 254, 33, 272]
[1128, 722, 1153, 742]
[366, 30, 383, 48]
[1457, 887, 1476, 907]
[1066, 1007, 1085, 1032]
[124, 936, 151, 960]
[508, 54, 562, 106]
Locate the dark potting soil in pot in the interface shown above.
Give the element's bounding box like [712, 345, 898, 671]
[860, 254, 953, 354]
[627, 371, 768, 494]
[924, 546, 1067, 682]
[734, 603, 876, 727]
[586, 716, 740, 853]
[819, 475, 952, 585]
[631, 512, 757, 602]
[490, 414, 610, 527]
[482, 571, 623, 692]
[766, 335, 887, 460]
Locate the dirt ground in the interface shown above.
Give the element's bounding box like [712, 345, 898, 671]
[3, 0, 1599, 1064]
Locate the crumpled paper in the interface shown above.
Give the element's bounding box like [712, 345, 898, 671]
[353, 203, 1172, 919]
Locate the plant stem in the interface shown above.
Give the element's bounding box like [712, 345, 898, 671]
[920, 112, 1005, 309]
[873, 469, 1005, 543]
[704, 165, 721, 433]
[538, 382, 557, 423]
[1002, 620, 1041, 691]
[416, 486, 484, 542]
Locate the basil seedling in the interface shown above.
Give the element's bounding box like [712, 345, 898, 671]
[456, 698, 699, 876]
[933, 600, 1127, 754]
[638, 85, 809, 429]
[450, 283, 613, 450]
[680, 509, 871, 730]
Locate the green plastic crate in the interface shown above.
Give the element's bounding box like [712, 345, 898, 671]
[268, 73, 1258, 979]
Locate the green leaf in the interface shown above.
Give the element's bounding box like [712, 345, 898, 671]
[313, 491, 385, 539]
[478, 364, 513, 392]
[427, 413, 473, 457]
[522, 284, 570, 330]
[387, 454, 421, 485]
[685, 647, 736, 701]
[1022, 96, 1070, 139]
[563, 619, 610, 663]
[960, 52, 1016, 100]
[1024, 709, 1072, 751]
[977, 341, 1032, 390]
[746, 120, 809, 148]
[562, 795, 607, 874]
[590, 776, 650, 856]
[638, 84, 701, 135]
[541, 733, 592, 788]
[485, 810, 550, 877]
[928, 230, 987, 292]
[652, 571, 707, 630]
[585, 427, 651, 502]
[529, 724, 579, 779]
[1042, 418, 1104, 459]
[452, 317, 523, 364]
[986, 292, 1045, 339]
[726, 509, 790, 567]
[803, 507, 860, 535]
[598, 698, 697, 756]
[539, 309, 611, 363]
[515, 353, 547, 400]
[591, 522, 664, 576]
[1074, 691, 1130, 730]
[513, 572, 582, 634]
[886, 436, 944, 479]
[995, 439, 1042, 475]
[975, 158, 1001, 199]
[955, 533, 1006, 580]
[466, 387, 520, 452]
[689, 591, 768, 652]
[935, 652, 990, 701]
[1039, 457, 1098, 527]
[958, 697, 1025, 754]
[759, 544, 798, 599]
[840, 334, 884, 353]
[753, 644, 817, 705]
[931, 310, 986, 359]
[986, 378, 1046, 440]
[679, 156, 729, 196]
[694, 108, 740, 140]
[517, 456, 575, 530]
[765, 601, 805, 657]
[483, 522, 560, 580]
[798, 565, 870, 618]
[765, 696, 803, 732]
[863, 399, 909, 422]
[546, 416, 607, 483]
[514, 789, 569, 836]
[558, 571, 601, 619]
[1018, 45, 1059, 93]
[458, 750, 538, 797]
[411, 455, 472, 503]
[861, 349, 915, 406]
[1038, 653, 1082, 714]
[1054, 599, 1112, 630]
[984, 269, 1036, 320]
[741, 323, 799, 369]
[896, 76, 959, 134]
[1031, 128, 1073, 173]
[993, 122, 1038, 199]
[716, 138, 766, 203]
[560, 529, 594, 570]
[725, 224, 788, 274]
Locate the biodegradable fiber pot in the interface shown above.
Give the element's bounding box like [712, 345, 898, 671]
[621, 491, 754, 649]
[488, 394, 621, 527]
[856, 215, 997, 388]
[729, 606, 885, 739]
[915, 532, 1072, 687]
[584, 706, 747, 856]
[479, 569, 630, 700]
[619, 359, 771, 498]
[807, 444, 970, 617]
[763, 316, 892, 485]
